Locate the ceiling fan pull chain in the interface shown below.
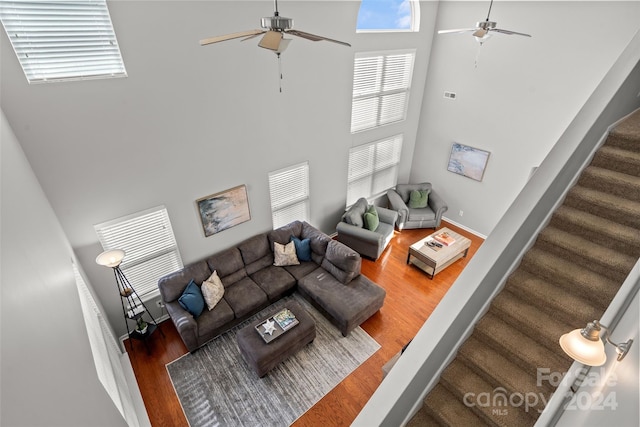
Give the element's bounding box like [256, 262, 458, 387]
[277, 52, 283, 93]
[475, 45, 482, 69]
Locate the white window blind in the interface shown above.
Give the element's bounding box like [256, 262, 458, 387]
[0, 0, 127, 83]
[347, 134, 403, 206]
[94, 206, 182, 300]
[351, 50, 415, 133]
[268, 162, 310, 229]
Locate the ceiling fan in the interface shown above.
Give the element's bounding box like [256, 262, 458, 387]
[438, 0, 531, 44]
[199, 0, 351, 53]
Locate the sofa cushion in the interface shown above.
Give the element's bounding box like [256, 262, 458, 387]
[396, 183, 432, 204]
[178, 279, 205, 317]
[238, 233, 272, 273]
[274, 241, 300, 266]
[321, 240, 361, 285]
[196, 298, 235, 339]
[408, 189, 430, 209]
[223, 277, 268, 317]
[301, 221, 331, 264]
[250, 266, 296, 301]
[206, 248, 247, 287]
[158, 261, 211, 303]
[284, 261, 321, 281]
[298, 268, 386, 336]
[363, 205, 379, 231]
[342, 198, 368, 228]
[202, 271, 225, 310]
[268, 221, 303, 250]
[408, 206, 436, 222]
[290, 235, 312, 261]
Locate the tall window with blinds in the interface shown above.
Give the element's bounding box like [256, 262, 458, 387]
[347, 135, 403, 206]
[268, 162, 310, 229]
[0, 0, 127, 83]
[94, 206, 182, 301]
[351, 50, 415, 133]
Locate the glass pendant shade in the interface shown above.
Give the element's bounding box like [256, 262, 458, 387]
[559, 328, 607, 366]
[96, 249, 126, 268]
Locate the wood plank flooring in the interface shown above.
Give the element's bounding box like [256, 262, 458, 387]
[125, 221, 484, 427]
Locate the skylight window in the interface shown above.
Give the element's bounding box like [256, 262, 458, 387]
[0, 0, 127, 83]
[356, 0, 420, 32]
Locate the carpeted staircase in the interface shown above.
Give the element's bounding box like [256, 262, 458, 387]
[408, 109, 640, 426]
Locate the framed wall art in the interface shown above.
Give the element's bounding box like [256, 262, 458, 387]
[197, 185, 251, 237]
[447, 143, 491, 182]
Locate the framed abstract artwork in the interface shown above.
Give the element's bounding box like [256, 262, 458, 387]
[197, 185, 251, 237]
[447, 143, 490, 181]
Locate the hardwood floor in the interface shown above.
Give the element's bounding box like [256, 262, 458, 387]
[125, 221, 484, 427]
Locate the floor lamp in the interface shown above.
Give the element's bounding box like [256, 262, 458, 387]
[96, 249, 163, 353]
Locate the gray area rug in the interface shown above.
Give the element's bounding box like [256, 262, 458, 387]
[166, 293, 380, 427]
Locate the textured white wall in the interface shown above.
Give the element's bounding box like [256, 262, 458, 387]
[0, 110, 127, 426]
[412, 1, 640, 236]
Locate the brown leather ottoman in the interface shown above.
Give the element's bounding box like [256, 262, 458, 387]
[236, 300, 316, 377]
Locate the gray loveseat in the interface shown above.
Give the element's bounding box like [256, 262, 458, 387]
[158, 220, 386, 352]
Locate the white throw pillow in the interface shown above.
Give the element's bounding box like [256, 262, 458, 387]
[201, 270, 225, 310]
[273, 241, 300, 266]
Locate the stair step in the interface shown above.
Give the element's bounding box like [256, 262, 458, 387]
[458, 335, 555, 403]
[549, 205, 640, 257]
[533, 226, 636, 283]
[439, 359, 538, 427]
[418, 383, 491, 427]
[577, 166, 640, 200]
[591, 145, 640, 177]
[489, 290, 575, 354]
[520, 247, 619, 311]
[472, 313, 572, 390]
[606, 110, 640, 152]
[564, 185, 640, 229]
[506, 269, 604, 326]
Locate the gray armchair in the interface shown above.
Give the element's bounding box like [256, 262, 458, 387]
[336, 198, 398, 260]
[387, 183, 448, 230]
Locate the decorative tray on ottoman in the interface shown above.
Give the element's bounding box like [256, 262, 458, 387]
[255, 307, 299, 344]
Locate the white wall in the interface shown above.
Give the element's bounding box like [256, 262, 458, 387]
[413, 1, 640, 236]
[0, 0, 436, 338]
[555, 289, 639, 427]
[0, 110, 127, 426]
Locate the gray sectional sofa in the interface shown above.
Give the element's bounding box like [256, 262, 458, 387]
[158, 220, 386, 352]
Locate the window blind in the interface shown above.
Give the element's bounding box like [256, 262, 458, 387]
[0, 0, 127, 83]
[94, 206, 182, 300]
[351, 50, 415, 133]
[268, 162, 310, 229]
[347, 134, 403, 206]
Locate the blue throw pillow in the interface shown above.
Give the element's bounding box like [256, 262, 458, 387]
[290, 235, 312, 262]
[178, 279, 205, 317]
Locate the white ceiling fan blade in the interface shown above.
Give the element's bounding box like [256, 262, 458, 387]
[258, 30, 283, 50]
[286, 29, 351, 47]
[493, 28, 532, 37]
[438, 28, 477, 35]
[200, 29, 265, 46]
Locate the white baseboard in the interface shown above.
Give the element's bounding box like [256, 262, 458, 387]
[441, 217, 487, 239]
